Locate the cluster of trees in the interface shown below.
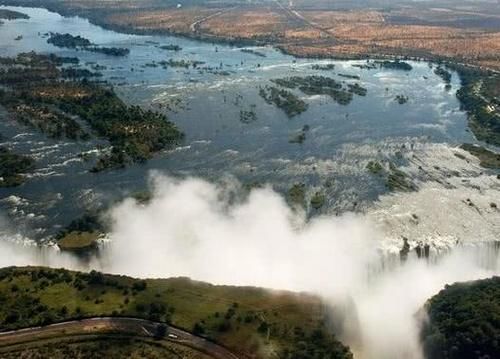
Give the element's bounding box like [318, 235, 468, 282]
[240, 48, 266, 58]
[0, 52, 184, 172]
[158, 59, 205, 69]
[434, 66, 452, 84]
[47, 33, 130, 56]
[159, 44, 182, 51]
[62, 88, 184, 171]
[271, 75, 367, 106]
[0, 54, 89, 141]
[312, 64, 335, 71]
[421, 277, 500, 359]
[47, 33, 92, 48]
[377, 60, 413, 71]
[450, 64, 500, 146]
[259, 86, 308, 117]
[0, 267, 160, 330]
[281, 326, 353, 359]
[0, 145, 34, 187]
[395, 94, 409, 104]
[61, 67, 102, 79]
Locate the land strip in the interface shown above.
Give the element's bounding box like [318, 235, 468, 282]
[0, 317, 240, 359]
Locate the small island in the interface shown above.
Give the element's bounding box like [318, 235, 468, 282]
[395, 95, 409, 104]
[0, 9, 29, 20]
[0, 146, 34, 187]
[259, 85, 308, 117]
[158, 44, 182, 51]
[47, 33, 130, 56]
[434, 66, 452, 84]
[159, 59, 205, 69]
[240, 48, 266, 57]
[270, 75, 367, 106]
[312, 64, 335, 70]
[378, 60, 413, 71]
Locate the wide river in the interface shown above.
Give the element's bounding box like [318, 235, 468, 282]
[0, 6, 487, 242]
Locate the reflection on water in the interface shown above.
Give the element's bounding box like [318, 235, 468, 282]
[0, 6, 478, 240]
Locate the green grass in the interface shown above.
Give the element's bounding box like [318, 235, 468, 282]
[57, 231, 100, 251]
[0, 267, 352, 358]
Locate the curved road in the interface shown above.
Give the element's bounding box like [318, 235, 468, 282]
[0, 317, 240, 359]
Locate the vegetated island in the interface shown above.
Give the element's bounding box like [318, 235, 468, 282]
[158, 58, 205, 69]
[366, 160, 416, 192]
[158, 44, 182, 51]
[434, 66, 452, 84]
[395, 95, 409, 104]
[240, 48, 266, 57]
[377, 60, 413, 71]
[271, 75, 367, 106]
[0, 266, 353, 359]
[421, 276, 500, 359]
[239, 105, 257, 124]
[0, 9, 29, 20]
[312, 64, 335, 71]
[54, 213, 105, 254]
[0, 52, 183, 172]
[0, 146, 34, 187]
[259, 86, 308, 118]
[47, 33, 130, 56]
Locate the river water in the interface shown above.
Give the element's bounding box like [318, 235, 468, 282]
[0, 6, 486, 241]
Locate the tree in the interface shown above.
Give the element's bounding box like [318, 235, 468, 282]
[155, 324, 167, 339]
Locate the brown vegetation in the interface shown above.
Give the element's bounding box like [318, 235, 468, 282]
[3, 0, 500, 70]
[107, 8, 220, 34]
[199, 8, 291, 41]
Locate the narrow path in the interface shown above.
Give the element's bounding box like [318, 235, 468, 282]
[190, 7, 239, 33]
[0, 317, 240, 359]
[272, 0, 333, 39]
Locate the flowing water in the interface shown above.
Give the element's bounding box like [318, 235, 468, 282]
[0, 6, 496, 243]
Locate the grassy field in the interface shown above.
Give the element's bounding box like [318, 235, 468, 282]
[57, 231, 100, 252]
[0, 266, 352, 358]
